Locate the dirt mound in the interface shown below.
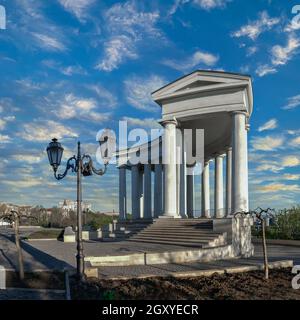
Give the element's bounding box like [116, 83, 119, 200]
[71, 268, 300, 300]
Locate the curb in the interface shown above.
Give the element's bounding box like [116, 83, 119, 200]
[252, 238, 300, 247]
[97, 259, 293, 280]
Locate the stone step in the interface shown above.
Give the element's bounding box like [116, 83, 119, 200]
[142, 227, 213, 232]
[141, 228, 219, 233]
[118, 226, 148, 231]
[127, 238, 206, 248]
[130, 235, 216, 243]
[136, 232, 222, 239]
[152, 221, 212, 225]
[130, 234, 226, 247]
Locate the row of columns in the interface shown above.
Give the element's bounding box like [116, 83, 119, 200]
[119, 164, 163, 220]
[119, 111, 249, 220]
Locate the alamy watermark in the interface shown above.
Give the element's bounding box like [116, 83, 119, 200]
[292, 265, 300, 290]
[95, 121, 205, 174]
[0, 5, 6, 30]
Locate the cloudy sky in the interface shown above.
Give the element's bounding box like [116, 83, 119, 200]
[0, 0, 300, 212]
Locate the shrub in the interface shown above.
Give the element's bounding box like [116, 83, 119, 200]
[253, 206, 300, 240]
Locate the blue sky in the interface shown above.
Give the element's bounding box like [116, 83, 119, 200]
[0, 0, 300, 212]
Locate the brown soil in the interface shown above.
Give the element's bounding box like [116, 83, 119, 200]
[6, 271, 65, 290]
[71, 268, 300, 300]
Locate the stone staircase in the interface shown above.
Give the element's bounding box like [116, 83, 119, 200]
[104, 218, 227, 249]
[102, 219, 152, 241]
[128, 219, 226, 248]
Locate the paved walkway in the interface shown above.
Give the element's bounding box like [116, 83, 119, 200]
[1, 227, 300, 276]
[0, 288, 65, 300]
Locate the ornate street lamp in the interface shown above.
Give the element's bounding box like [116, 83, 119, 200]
[46, 133, 113, 281]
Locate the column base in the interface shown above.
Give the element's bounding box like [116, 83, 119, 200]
[157, 214, 181, 219]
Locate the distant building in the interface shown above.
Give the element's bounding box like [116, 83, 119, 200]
[0, 219, 10, 226]
[59, 200, 92, 214]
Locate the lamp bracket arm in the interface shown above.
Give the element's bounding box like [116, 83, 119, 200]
[54, 156, 77, 180]
[82, 154, 107, 176]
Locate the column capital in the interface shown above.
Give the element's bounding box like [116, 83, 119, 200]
[231, 111, 249, 117]
[204, 158, 212, 164]
[186, 161, 196, 168]
[214, 152, 226, 159]
[159, 117, 178, 127]
[225, 146, 232, 152]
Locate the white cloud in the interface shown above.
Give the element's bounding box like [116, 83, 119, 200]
[255, 163, 283, 173]
[285, 15, 300, 32]
[193, 0, 230, 10]
[271, 36, 300, 66]
[255, 36, 300, 78]
[258, 183, 300, 193]
[0, 134, 12, 144]
[20, 120, 78, 142]
[258, 118, 278, 132]
[96, 36, 138, 72]
[253, 153, 300, 173]
[162, 50, 219, 73]
[13, 154, 43, 164]
[290, 136, 300, 146]
[169, 0, 230, 14]
[96, 1, 161, 72]
[283, 174, 300, 181]
[282, 94, 300, 110]
[42, 60, 87, 76]
[122, 117, 161, 129]
[16, 79, 43, 91]
[4, 116, 15, 122]
[0, 119, 6, 130]
[252, 173, 300, 184]
[3, 179, 43, 188]
[255, 64, 277, 77]
[32, 33, 66, 51]
[58, 0, 95, 21]
[251, 135, 284, 151]
[88, 85, 118, 109]
[124, 75, 166, 111]
[56, 94, 110, 122]
[282, 155, 300, 167]
[231, 11, 280, 40]
[0, 115, 15, 131]
[246, 46, 258, 57]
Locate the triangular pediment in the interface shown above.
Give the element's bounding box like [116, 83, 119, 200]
[175, 80, 221, 92]
[152, 70, 251, 101]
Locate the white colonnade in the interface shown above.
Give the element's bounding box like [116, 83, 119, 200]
[118, 111, 249, 220]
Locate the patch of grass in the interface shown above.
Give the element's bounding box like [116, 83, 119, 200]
[27, 228, 63, 240]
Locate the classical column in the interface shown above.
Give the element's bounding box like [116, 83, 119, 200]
[176, 128, 187, 218]
[143, 164, 152, 219]
[131, 165, 140, 220]
[186, 165, 194, 218]
[118, 167, 127, 220]
[214, 154, 224, 218]
[154, 164, 163, 218]
[201, 161, 210, 218]
[232, 111, 249, 213]
[179, 147, 187, 218]
[226, 147, 232, 216]
[160, 119, 178, 217]
[139, 168, 144, 219]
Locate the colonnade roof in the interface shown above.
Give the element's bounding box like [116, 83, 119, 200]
[116, 70, 253, 166]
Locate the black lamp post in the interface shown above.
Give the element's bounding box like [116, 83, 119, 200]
[46, 135, 112, 281]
